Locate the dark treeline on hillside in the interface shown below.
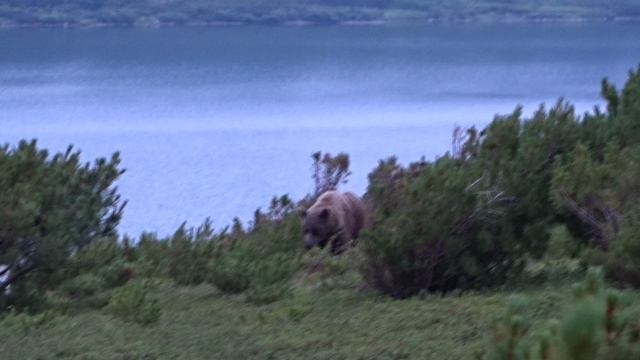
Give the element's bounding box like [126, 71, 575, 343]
[1, 0, 640, 27]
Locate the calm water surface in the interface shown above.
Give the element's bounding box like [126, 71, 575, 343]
[2, 23, 640, 235]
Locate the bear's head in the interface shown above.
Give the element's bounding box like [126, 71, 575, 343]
[299, 207, 340, 250]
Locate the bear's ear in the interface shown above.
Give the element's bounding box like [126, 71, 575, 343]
[298, 208, 307, 218]
[320, 208, 330, 220]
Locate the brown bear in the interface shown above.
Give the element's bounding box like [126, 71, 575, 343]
[299, 190, 367, 254]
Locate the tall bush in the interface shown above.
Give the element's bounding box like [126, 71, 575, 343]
[550, 66, 640, 285]
[0, 140, 124, 311]
[362, 65, 640, 296]
[362, 155, 523, 297]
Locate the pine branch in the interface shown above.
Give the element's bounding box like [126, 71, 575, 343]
[0, 263, 36, 292]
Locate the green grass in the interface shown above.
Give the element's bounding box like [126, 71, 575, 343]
[3, 275, 637, 360]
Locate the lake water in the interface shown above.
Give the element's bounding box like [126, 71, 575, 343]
[2, 23, 640, 236]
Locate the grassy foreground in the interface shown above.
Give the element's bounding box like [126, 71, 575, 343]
[2, 273, 637, 360]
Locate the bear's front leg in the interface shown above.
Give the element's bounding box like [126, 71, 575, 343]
[329, 233, 350, 255]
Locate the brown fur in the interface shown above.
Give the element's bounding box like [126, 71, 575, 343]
[299, 190, 367, 254]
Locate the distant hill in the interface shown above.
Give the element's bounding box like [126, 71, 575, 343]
[1, 0, 640, 27]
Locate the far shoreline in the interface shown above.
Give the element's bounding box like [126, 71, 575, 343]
[2, 16, 640, 30]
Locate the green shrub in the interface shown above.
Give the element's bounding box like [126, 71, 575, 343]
[166, 220, 218, 286]
[361, 103, 582, 297]
[50, 237, 136, 313]
[546, 224, 579, 260]
[63, 237, 136, 288]
[242, 252, 297, 304]
[301, 247, 351, 278]
[362, 155, 525, 297]
[65, 237, 124, 274]
[135, 232, 171, 278]
[244, 282, 291, 305]
[522, 258, 585, 287]
[296, 246, 363, 292]
[477, 295, 532, 360]
[207, 251, 252, 293]
[47, 288, 113, 314]
[207, 209, 301, 304]
[476, 268, 640, 360]
[208, 239, 298, 297]
[551, 142, 640, 286]
[360, 66, 640, 296]
[477, 101, 580, 259]
[208, 249, 296, 301]
[583, 249, 640, 288]
[126, 194, 300, 300]
[59, 273, 107, 299]
[548, 68, 640, 287]
[617, 209, 640, 261]
[106, 280, 161, 326]
[0, 140, 124, 311]
[132, 220, 220, 285]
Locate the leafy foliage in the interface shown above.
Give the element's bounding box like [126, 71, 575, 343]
[476, 268, 640, 360]
[166, 221, 217, 286]
[363, 154, 524, 297]
[362, 65, 640, 297]
[550, 67, 640, 285]
[106, 280, 161, 326]
[309, 151, 351, 199]
[546, 224, 580, 260]
[208, 200, 302, 304]
[0, 140, 124, 311]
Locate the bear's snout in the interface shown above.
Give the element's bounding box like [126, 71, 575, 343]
[304, 235, 316, 250]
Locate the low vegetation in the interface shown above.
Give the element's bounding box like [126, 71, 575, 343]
[2, 66, 640, 358]
[1, 0, 640, 27]
[2, 265, 640, 359]
[477, 268, 640, 360]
